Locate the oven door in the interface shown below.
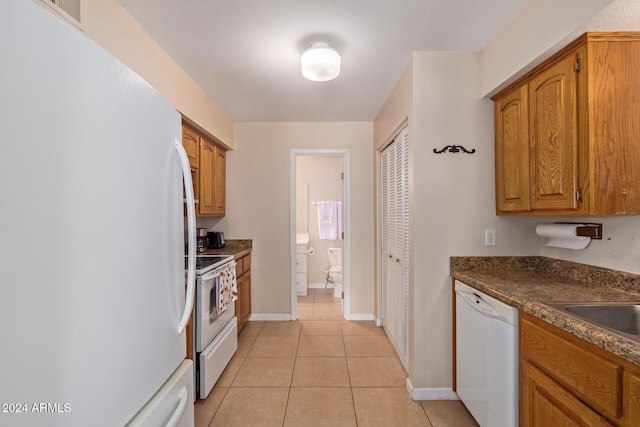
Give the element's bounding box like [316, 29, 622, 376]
[198, 317, 237, 399]
[195, 268, 235, 352]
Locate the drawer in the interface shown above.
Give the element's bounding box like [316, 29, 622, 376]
[296, 254, 307, 272]
[296, 273, 307, 293]
[520, 316, 623, 420]
[521, 361, 614, 426]
[235, 256, 244, 274]
[235, 254, 251, 276]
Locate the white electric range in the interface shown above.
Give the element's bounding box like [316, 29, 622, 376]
[186, 255, 237, 400]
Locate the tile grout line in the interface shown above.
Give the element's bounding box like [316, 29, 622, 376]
[342, 324, 361, 426]
[280, 327, 302, 427]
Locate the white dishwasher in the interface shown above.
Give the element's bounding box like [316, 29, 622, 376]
[455, 280, 518, 427]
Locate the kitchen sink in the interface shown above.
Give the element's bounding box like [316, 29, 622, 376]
[545, 302, 640, 344]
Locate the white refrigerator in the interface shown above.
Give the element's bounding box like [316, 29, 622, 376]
[0, 1, 196, 426]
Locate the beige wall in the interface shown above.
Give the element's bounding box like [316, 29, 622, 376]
[410, 52, 541, 391]
[78, 0, 233, 146]
[202, 122, 374, 317]
[373, 57, 413, 149]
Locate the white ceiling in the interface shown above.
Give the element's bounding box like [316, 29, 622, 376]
[116, 0, 528, 122]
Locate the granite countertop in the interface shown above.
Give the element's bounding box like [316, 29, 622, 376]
[201, 239, 252, 259]
[451, 256, 640, 365]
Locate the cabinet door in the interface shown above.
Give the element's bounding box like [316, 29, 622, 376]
[625, 372, 640, 424]
[589, 39, 640, 215]
[521, 361, 614, 427]
[235, 273, 246, 332]
[495, 84, 530, 212]
[182, 125, 200, 169]
[520, 315, 622, 420]
[296, 254, 307, 273]
[198, 138, 216, 216]
[244, 271, 251, 323]
[528, 53, 580, 211]
[213, 148, 226, 216]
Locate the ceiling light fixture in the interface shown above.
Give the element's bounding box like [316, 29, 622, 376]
[301, 42, 341, 82]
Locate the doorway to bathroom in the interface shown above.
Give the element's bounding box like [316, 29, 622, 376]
[289, 149, 350, 320]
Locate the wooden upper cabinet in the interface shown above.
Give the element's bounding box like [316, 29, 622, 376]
[528, 50, 580, 212]
[587, 36, 640, 214]
[198, 136, 226, 217]
[182, 124, 200, 170]
[495, 84, 529, 212]
[182, 122, 227, 217]
[198, 137, 216, 216]
[213, 148, 226, 216]
[493, 32, 640, 216]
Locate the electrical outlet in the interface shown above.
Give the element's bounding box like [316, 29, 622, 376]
[485, 229, 496, 246]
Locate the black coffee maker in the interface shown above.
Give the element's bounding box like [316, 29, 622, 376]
[207, 231, 225, 249]
[196, 228, 208, 253]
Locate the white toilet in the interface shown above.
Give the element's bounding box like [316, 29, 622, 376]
[327, 247, 343, 299]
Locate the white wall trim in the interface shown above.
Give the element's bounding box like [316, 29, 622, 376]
[248, 314, 293, 322]
[348, 313, 375, 321]
[406, 378, 460, 401]
[309, 282, 332, 289]
[406, 378, 459, 401]
[290, 148, 351, 321]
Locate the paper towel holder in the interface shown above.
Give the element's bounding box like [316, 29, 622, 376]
[555, 222, 603, 239]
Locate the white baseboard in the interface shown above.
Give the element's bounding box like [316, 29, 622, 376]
[406, 378, 460, 401]
[308, 282, 333, 289]
[249, 313, 374, 322]
[347, 313, 375, 321]
[247, 313, 293, 321]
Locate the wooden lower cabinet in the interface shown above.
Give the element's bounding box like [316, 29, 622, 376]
[234, 253, 251, 332]
[625, 372, 640, 422]
[521, 361, 614, 426]
[520, 312, 640, 426]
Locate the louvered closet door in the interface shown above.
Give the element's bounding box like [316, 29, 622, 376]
[381, 126, 409, 370]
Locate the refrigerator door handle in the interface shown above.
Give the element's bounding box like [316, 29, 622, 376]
[165, 386, 189, 427]
[176, 139, 196, 334]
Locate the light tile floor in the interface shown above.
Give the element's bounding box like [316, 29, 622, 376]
[195, 289, 479, 427]
[297, 287, 344, 320]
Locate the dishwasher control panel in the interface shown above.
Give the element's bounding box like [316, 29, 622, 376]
[454, 280, 518, 326]
[459, 291, 499, 317]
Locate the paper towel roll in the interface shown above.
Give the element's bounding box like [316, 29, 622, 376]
[536, 224, 591, 249]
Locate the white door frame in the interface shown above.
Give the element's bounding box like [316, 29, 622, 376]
[289, 148, 351, 320]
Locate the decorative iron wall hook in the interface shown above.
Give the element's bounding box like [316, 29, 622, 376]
[433, 145, 476, 154]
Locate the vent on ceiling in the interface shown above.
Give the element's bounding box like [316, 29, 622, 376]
[41, 0, 82, 28]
